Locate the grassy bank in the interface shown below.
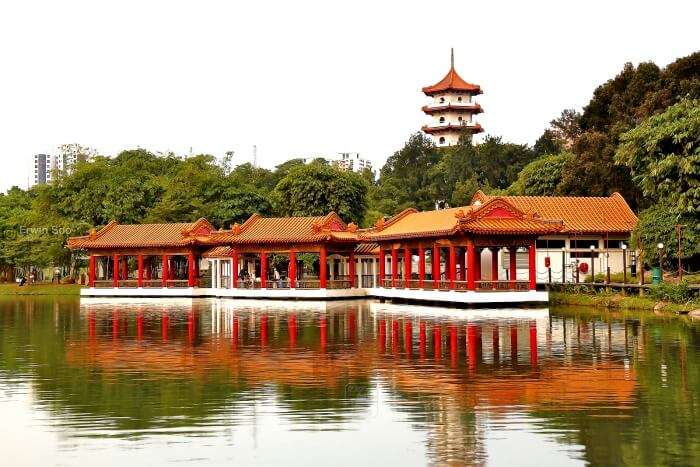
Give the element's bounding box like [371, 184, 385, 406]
[0, 283, 83, 296]
[550, 291, 698, 314]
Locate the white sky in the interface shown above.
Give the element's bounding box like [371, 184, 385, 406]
[0, 0, 697, 192]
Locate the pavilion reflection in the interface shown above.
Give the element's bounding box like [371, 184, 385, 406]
[66, 300, 640, 464]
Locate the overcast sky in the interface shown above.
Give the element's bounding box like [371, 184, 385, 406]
[0, 0, 697, 192]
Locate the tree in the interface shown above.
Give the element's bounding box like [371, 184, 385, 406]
[632, 205, 699, 268]
[508, 153, 574, 195]
[275, 163, 369, 225]
[549, 109, 582, 149]
[533, 129, 563, 157]
[615, 98, 700, 214]
[209, 186, 273, 228]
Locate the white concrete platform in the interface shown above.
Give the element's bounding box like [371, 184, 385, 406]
[368, 287, 548, 305]
[80, 286, 547, 305]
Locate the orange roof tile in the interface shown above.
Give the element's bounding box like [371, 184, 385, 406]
[367, 199, 563, 241]
[212, 212, 360, 245]
[422, 66, 482, 96]
[202, 245, 232, 258]
[471, 191, 638, 234]
[354, 243, 380, 255]
[67, 218, 214, 249]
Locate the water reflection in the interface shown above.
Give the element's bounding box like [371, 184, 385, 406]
[0, 297, 698, 466]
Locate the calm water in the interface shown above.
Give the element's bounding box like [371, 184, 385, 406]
[0, 298, 698, 466]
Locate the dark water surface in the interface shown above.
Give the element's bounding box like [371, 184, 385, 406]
[0, 297, 698, 466]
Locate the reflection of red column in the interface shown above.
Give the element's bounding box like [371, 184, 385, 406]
[492, 326, 500, 363]
[404, 321, 412, 356]
[432, 245, 440, 287]
[419, 321, 426, 358]
[161, 314, 169, 341]
[112, 311, 119, 340]
[391, 320, 399, 354]
[348, 311, 356, 342]
[288, 314, 297, 348]
[136, 312, 143, 340]
[379, 249, 386, 286]
[450, 325, 458, 367]
[260, 315, 268, 346]
[349, 251, 356, 288]
[391, 249, 398, 287]
[378, 319, 386, 353]
[289, 250, 296, 289]
[433, 325, 442, 360]
[467, 324, 477, 373]
[319, 246, 327, 289]
[320, 315, 327, 353]
[187, 311, 195, 344]
[510, 326, 518, 363]
[232, 315, 239, 349]
[529, 322, 538, 367]
[418, 246, 425, 288]
[88, 311, 95, 338]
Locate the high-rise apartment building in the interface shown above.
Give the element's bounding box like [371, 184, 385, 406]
[336, 152, 372, 173]
[31, 153, 84, 186]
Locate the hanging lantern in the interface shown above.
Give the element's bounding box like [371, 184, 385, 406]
[579, 262, 589, 274]
[544, 256, 551, 268]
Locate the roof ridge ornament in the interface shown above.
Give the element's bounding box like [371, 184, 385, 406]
[230, 223, 242, 235]
[374, 217, 386, 231]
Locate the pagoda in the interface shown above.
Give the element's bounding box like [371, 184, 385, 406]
[421, 49, 483, 146]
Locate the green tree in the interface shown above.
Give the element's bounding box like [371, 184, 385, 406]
[275, 163, 368, 224]
[632, 205, 699, 268]
[508, 153, 574, 195]
[615, 98, 700, 214]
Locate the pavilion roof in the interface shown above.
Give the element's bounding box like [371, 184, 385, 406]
[211, 212, 360, 245]
[471, 191, 638, 234]
[422, 66, 482, 96]
[67, 218, 214, 250]
[366, 198, 563, 242]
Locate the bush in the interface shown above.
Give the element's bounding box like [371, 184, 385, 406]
[647, 281, 693, 303]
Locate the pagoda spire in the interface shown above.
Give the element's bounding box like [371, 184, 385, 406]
[450, 48, 454, 69]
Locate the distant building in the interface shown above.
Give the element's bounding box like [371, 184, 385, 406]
[31, 152, 84, 186]
[422, 49, 484, 147]
[335, 152, 372, 173]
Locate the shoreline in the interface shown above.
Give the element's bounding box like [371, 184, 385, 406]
[0, 283, 83, 296]
[549, 291, 698, 314]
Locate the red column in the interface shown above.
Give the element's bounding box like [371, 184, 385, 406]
[146, 258, 152, 281]
[88, 255, 96, 287]
[528, 242, 537, 290]
[162, 255, 168, 287]
[260, 251, 268, 288]
[289, 250, 297, 289]
[188, 251, 196, 287]
[509, 247, 517, 289]
[113, 253, 119, 287]
[403, 247, 411, 288]
[121, 256, 128, 281]
[418, 245, 425, 288]
[319, 246, 327, 289]
[137, 254, 144, 288]
[432, 244, 440, 287]
[349, 251, 356, 288]
[449, 245, 456, 289]
[231, 249, 238, 288]
[491, 248, 499, 288]
[391, 248, 398, 287]
[379, 249, 386, 286]
[467, 242, 475, 291]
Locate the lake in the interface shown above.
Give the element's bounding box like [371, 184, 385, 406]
[0, 297, 698, 466]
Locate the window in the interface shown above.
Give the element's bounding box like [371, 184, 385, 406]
[439, 137, 446, 144]
[458, 116, 463, 121]
[457, 96, 462, 102]
[536, 239, 566, 249]
[439, 116, 445, 123]
[605, 239, 628, 249]
[439, 97, 445, 103]
[570, 239, 599, 249]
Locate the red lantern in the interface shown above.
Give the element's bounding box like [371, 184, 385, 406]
[544, 256, 551, 268]
[579, 262, 589, 274]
